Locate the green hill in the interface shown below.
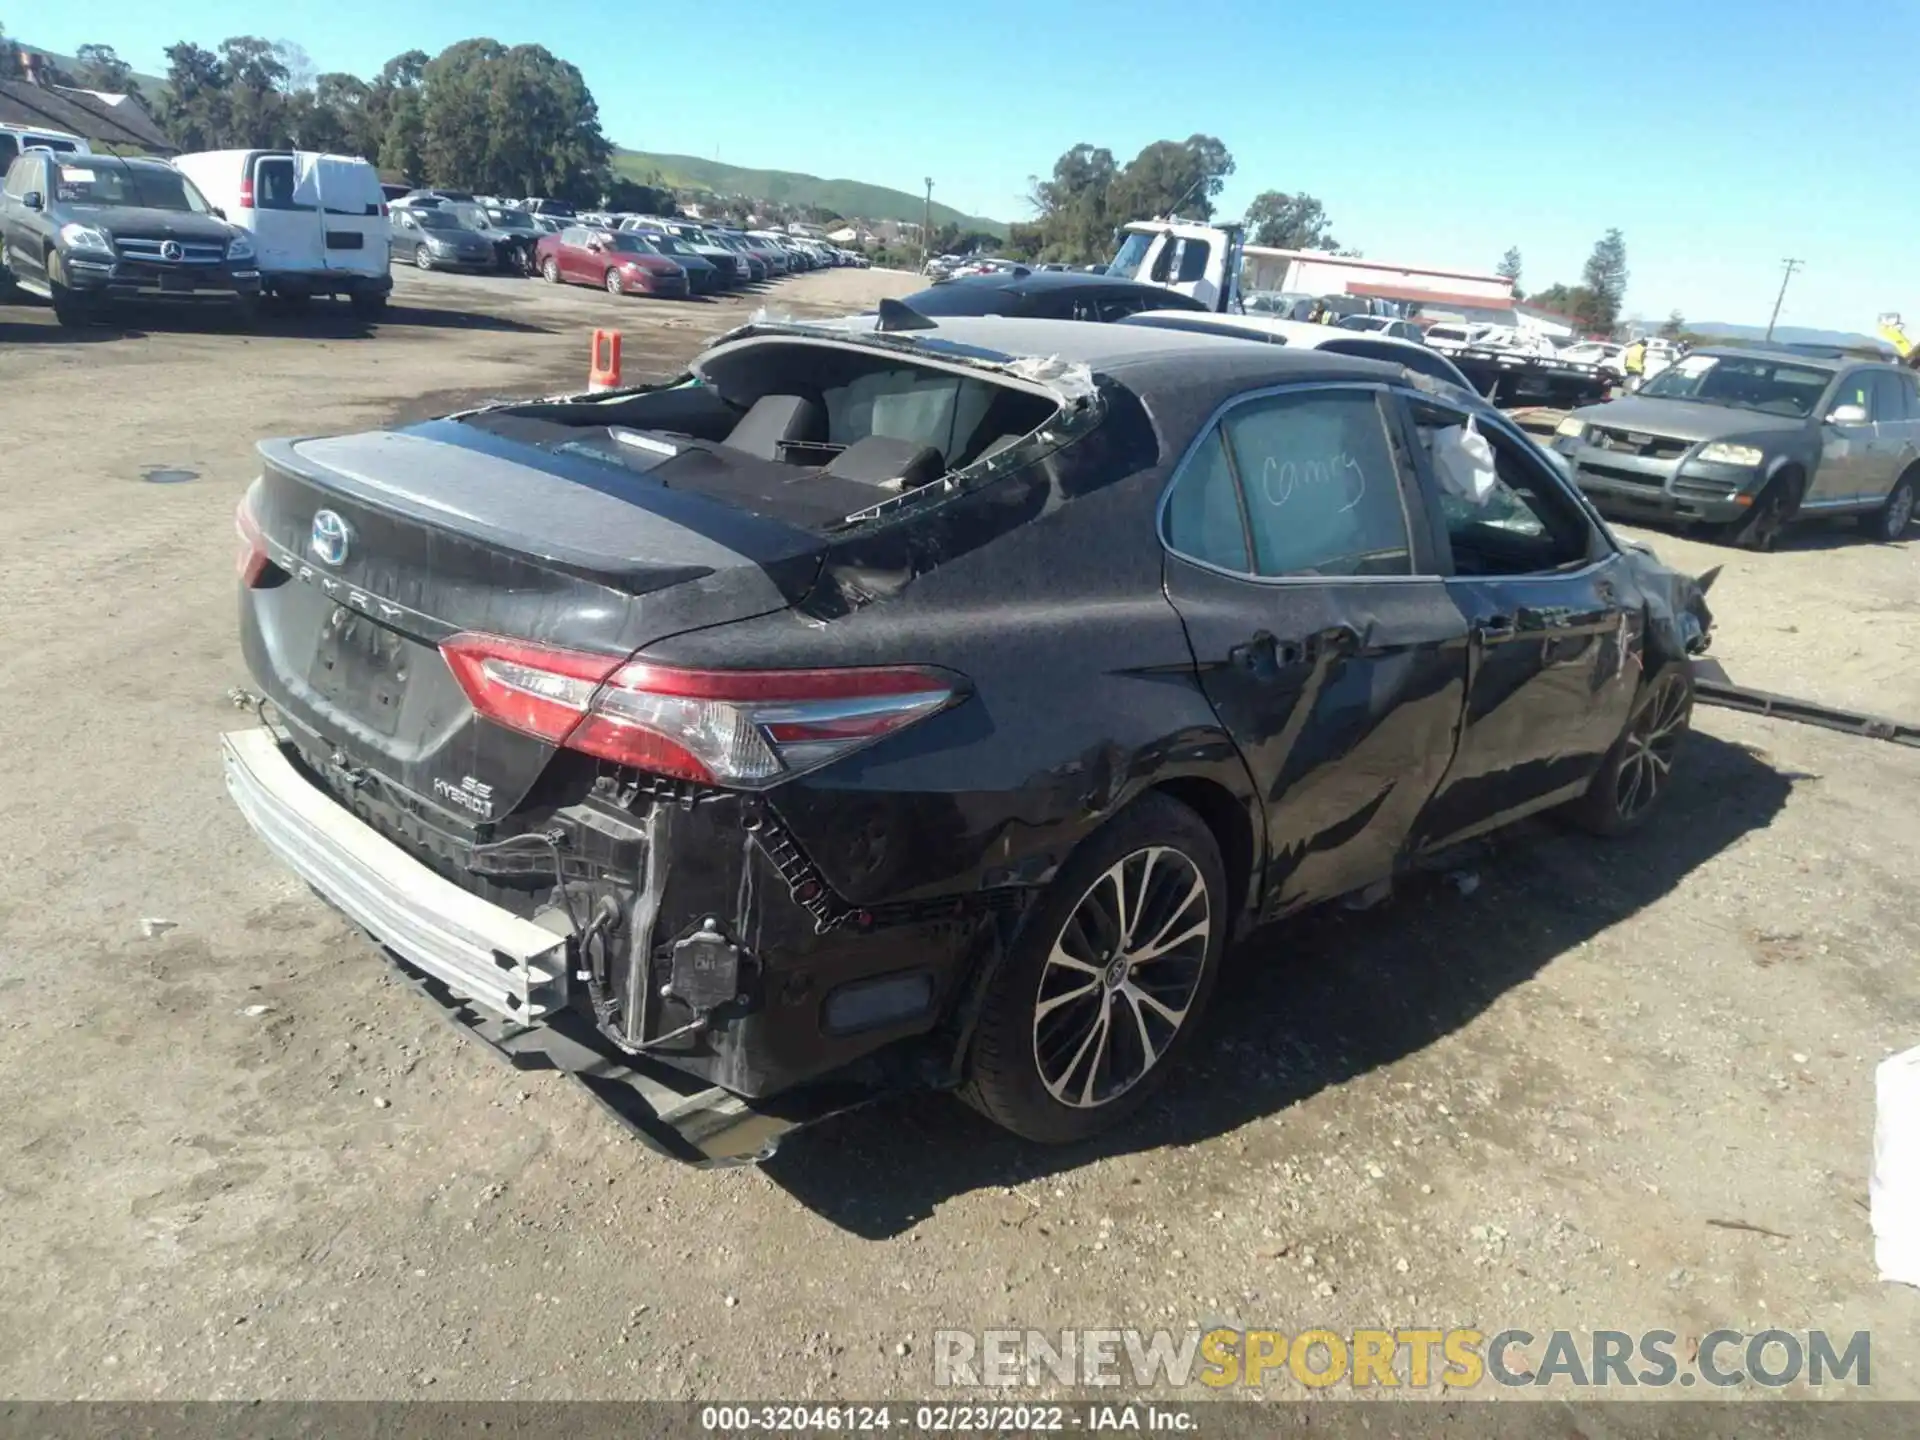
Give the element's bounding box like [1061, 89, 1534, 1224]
[613, 149, 1005, 235]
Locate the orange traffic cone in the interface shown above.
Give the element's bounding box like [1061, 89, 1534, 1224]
[589, 329, 623, 392]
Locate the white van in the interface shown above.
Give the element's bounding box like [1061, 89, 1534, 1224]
[0, 124, 91, 172]
[172, 150, 392, 311]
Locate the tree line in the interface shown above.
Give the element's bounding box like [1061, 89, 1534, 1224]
[13, 30, 616, 205]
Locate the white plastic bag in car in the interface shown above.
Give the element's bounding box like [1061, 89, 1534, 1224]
[1874, 1045, 1920, 1287]
[1433, 415, 1497, 506]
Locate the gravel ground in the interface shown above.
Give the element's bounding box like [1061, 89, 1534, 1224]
[0, 266, 1914, 1404]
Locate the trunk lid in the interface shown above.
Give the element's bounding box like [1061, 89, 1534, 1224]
[240, 421, 824, 823]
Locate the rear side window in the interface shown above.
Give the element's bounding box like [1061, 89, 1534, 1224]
[0, 135, 17, 171]
[253, 157, 310, 212]
[1162, 389, 1413, 578]
[1870, 371, 1911, 422]
[1224, 391, 1412, 576]
[1163, 429, 1251, 572]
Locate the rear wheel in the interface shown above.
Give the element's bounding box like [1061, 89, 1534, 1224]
[1863, 469, 1917, 542]
[348, 290, 388, 318]
[541, 256, 561, 284]
[961, 792, 1225, 1143]
[604, 267, 623, 295]
[1563, 665, 1693, 837]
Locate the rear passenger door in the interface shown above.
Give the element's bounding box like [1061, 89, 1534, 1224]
[1869, 371, 1919, 499]
[250, 152, 322, 276]
[1396, 397, 1640, 848]
[1161, 384, 1471, 919]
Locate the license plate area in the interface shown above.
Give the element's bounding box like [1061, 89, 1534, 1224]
[326, 231, 365, 250]
[159, 271, 195, 292]
[308, 608, 409, 736]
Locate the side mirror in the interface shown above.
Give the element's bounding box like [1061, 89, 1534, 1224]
[1827, 403, 1869, 426]
[211, 206, 226, 220]
[22, 191, 42, 211]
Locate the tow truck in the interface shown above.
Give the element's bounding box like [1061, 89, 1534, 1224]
[1879, 313, 1920, 368]
[1104, 215, 1611, 409]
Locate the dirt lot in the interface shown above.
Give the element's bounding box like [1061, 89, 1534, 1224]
[1, 267, 1915, 1404]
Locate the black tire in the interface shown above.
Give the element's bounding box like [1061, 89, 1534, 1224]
[227, 295, 259, 328]
[44, 250, 92, 328]
[960, 791, 1226, 1144]
[541, 255, 561, 284]
[49, 283, 91, 328]
[1862, 468, 1917, 543]
[1562, 664, 1694, 837]
[348, 290, 388, 318]
[1723, 469, 1803, 552]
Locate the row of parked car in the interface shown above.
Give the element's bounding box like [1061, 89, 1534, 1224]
[385, 190, 864, 300]
[0, 132, 863, 327]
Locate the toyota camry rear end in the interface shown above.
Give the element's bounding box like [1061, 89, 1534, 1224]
[221, 319, 1206, 1162]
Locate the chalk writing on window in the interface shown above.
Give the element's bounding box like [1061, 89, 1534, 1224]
[1257, 451, 1368, 514]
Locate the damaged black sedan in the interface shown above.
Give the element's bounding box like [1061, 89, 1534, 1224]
[223, 317, 1713, 1164]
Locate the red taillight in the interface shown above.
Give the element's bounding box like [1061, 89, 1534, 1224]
[238, 177, 254, 209]
[235, 494, 272, 586]
[378, 202, 388, 218]
[440, 633, 961, 787]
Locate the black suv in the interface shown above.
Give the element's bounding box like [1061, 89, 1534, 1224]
[0, 152, 260, 326]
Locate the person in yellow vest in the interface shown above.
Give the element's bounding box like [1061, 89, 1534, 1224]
[1623, 337, 1648, 378]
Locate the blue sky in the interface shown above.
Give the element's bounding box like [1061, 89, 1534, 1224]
[27, 0, 1919, 333]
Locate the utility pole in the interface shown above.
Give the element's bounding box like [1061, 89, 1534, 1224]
[922, 177, 934, 269]
[1764, 258, 1804, 342]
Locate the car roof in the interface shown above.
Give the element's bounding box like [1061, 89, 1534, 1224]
[930, 269, 1163, 296]
[1691, 346, 1844, 370]
[1128, 310, 1402, 351]
[821, 314, 1403, 386]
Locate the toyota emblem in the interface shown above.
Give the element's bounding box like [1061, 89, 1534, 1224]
[160, 239, 184, 261]
[310, 510, 352, 567]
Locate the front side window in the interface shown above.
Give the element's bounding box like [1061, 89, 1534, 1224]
[1827, 371, 1876, 420]
[1174, 238, 1211, 284]
[1409, 401, 1594, 575]
[3, 154, 37, 198]
[1161, 389, 1413, 578]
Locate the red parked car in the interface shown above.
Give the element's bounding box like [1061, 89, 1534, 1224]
[535, 226, 689, 298]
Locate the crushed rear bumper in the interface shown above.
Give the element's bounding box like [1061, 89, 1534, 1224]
[220, 726, 886, 1165]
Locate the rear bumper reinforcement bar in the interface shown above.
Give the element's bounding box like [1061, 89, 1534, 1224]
[1692, 660, 1920, 748]
[222, 726, 569, 1021]
[222, 725, 884, 1166]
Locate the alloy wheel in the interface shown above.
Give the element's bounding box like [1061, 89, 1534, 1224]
[542, 257, 560, 284]
[1613, 672, 1690, 821]
[605, 268, 622, 295]
[414, 246, 432, 270]
[1032, 846, 1211, 1109]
